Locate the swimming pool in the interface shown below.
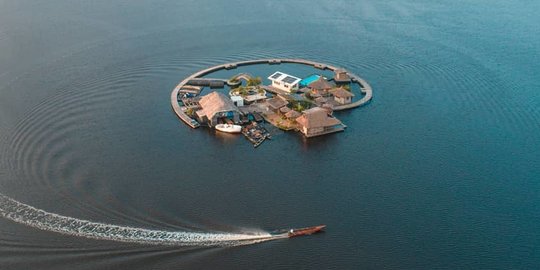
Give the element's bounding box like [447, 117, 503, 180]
[299, 74, 320, 88]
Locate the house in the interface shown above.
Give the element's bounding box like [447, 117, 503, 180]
[284, 110, 301, 120]
[279, 106, 291, 115]
[308, 76, 334, 95]
[330, 87, 355, 105]
[333, 69, 351, 83]
[266, 95, 289, 113]
[196, 92, 241, 127]
[267, 71, 301, 92]
[230, 95, 244, 107]
[295, 107, 345, 137]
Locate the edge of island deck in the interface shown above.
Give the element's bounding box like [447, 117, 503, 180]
[171, 58, 373, 129]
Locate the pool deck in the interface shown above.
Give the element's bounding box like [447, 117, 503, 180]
[171, 58, 373, 128]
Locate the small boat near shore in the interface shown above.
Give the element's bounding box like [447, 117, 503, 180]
[215, 123, 242, 133]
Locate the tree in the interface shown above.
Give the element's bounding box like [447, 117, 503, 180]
[247, 76, 262, 86]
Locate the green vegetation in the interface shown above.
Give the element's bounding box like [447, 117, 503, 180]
[186, 108, 195, 117]
[232, 85, 265, 98]
[342, 84, 351, 91]
[247, 76, 262, 86]
[288, 100, 313, 112]
[237, 86, 249, 96]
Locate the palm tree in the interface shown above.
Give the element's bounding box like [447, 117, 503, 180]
[247, 77, 262, 86]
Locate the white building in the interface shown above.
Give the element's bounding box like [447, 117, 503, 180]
[230, 95, 244, 107]
[267, 71, 301, 92]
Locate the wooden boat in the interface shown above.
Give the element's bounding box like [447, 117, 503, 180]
[215, 123, 242, 133]
[287, 225, 326, 237]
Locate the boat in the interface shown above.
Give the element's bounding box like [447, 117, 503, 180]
[287, 225, 326, 237]
[215, 123, 242, 133]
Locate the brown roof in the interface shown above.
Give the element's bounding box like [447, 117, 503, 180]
[198, 92, 240, 119]
[285, 110, 301, 119]
[315, 97, 327, 103]
[334, 69, 350, 81]
[266, 95, 289, 110]
[296, 107, 342, 128]
[279, 106, 291, 113]
[330, 87, 355, 98]
[308, 76, 333, 91]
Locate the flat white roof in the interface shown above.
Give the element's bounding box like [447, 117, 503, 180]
[268, 71, 301, 85]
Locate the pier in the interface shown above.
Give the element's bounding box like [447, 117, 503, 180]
[171, 58, 373, 129]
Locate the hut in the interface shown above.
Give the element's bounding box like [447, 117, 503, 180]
[279, 106, 291, 114]
[308, 76, 334, 95]
[295, 107, 345, 137]
[314, 96, 327, 105]
[285, 110, 301, 120]
[197, 92, 241, 127]
[333, 69, 351, 83]
[266, 95, 289, 113]
[330, 87, 355, 104]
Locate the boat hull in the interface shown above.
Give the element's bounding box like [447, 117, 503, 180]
[287, 225, 326, 238]
[215, 124, 242, 133]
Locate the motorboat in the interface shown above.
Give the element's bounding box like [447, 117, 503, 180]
[215, 123, 242, 133]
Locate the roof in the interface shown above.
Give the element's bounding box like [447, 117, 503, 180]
[280, 106, 291, 113]
[268, 71, 301, 86]
[295, 107, 342, 128]
[285, 110, 301, 119]
[334, 69, 350, 80]
[308, 76, 334, 91]
[230, 95, 243, 101]
[198, 92, 240, 119]
[330, 87, 355, 98]
[266, 95, 289, 110]
[315, 97, 327, 103]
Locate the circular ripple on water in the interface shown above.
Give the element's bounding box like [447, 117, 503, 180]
[0, 60, 212, 231]
[0, 49, 307, 243]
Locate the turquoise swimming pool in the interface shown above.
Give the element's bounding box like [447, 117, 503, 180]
[299, 74, 320, 87]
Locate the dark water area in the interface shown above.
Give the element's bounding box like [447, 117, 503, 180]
[0, 0, 539, 269]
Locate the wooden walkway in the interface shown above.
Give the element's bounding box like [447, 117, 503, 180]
[171, 58, 373, 128]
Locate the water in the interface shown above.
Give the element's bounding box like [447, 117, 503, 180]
[0, 0, 539, 269]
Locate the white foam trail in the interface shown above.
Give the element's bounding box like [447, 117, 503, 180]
[0, 193, 275, 246]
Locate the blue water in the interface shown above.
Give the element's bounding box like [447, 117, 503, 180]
[0, 1, 539, 269]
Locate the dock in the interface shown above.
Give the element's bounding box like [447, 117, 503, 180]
[242, 122, 270, 148]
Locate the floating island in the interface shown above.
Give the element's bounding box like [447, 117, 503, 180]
[171, 59, 372, 147]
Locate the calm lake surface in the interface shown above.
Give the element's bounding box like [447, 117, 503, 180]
[1, 1, 539, 269]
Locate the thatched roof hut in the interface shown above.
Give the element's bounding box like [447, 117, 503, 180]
[198, 92, 241, 126]
[333, 69, 351, 83]
[330, 87, 355, 98]
[285, 110, 301, 119]
[266, 95, 289, 111]
[296, 107, 341, 128]
[308, 76, 333, 92]
[279, 106, 291, 114]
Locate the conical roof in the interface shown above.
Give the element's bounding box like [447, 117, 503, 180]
[308, 76, 333, 91]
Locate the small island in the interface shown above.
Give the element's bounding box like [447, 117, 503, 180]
[171, 59, 373, 147]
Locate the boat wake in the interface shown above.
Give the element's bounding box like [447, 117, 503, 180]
[0, 193, 278, 247]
